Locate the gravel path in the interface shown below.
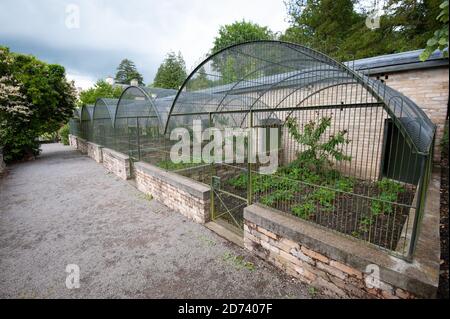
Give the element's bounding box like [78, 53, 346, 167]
[0, 143, 312, 299]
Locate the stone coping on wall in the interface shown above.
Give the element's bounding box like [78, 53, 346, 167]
[134, 162, 210, 201]
[244, 169, 440, 298]
[76, 137, 88, 154]
[86, 142, 103, 163]
[102, 148, 131, 180]
[133, 161, 211, 224]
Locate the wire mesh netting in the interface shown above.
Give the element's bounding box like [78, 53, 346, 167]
[70, 40, 436, 260]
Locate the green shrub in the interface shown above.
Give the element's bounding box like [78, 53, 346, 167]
[292, 201, 315, 219]
[59, 124, 70, 145]
[0, 46, 76, 162]
[370, 178, 405, 216]
[285, 115, 351, 173]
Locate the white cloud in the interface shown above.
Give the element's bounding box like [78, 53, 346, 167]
[66, 71, 96, 91]
[0, 0, 290, 85]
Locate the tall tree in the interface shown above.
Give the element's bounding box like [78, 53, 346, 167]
[188, 67, 212, 90]
[420, 0, 449, 60]
[0, 46, 77, 161]
[282, 0, 444, 61]
[78, 80, 123, 106]
[212, 20, 274, 53]
[114, 59, 144, 85]
[210, 21, 275, 84]
[153, 52, 187, 89]
[282, 0, 360, 60]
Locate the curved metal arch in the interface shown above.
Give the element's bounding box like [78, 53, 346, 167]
[164, 40, 363, 134]
[239, 77, 357, 128]
[212, 58, 320, 110]
[114, 85, 163, 129]
[93, 98, 119, 125]
[166, 40, 434, 154]
[213, 95, 270, 127]
[80, 104, 94, 123]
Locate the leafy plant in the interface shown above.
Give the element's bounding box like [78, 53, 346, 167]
[359, 216, 373, 233]
[153, 52, 187, 89]
[222, 252, 255, 271]
[0, 46, 76, 162]
[58, 124, 70, 145]
[420, 0, 449, 61]
[311, 187, 335, 212]
[292, 201, 315, 219]
[260, 188, 295, 206]
[115, 58, 144, 85]
[78, 80, 123, 106]
[370, 178, 405, 216]
[308, 286, 318, 297]
[286, 115, 351, 173]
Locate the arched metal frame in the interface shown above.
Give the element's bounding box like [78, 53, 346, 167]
[165, 40, 435, 155]
[92, 98, 119, 147]
[80, 104, 94, 141]
[162, 40, 436, 259]
[70, 40, 437, 259]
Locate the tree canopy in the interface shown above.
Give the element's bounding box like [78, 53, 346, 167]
[114, 59, 144, 85]
[281, 0, 445, 61]
[0, 46, 77, 162]
[153, 52, 187, 89]
[78, 80, 123, 106]
[420, 0, 449, 60]
[212, 20, 274, 53]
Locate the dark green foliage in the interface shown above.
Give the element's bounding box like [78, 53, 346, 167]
[228, 115, 354, 221]
[114, 59, 144, 85]
[78, 80, 123, 106]
[153, 52, 187, 89]
[282, 0, 445, 61]
[0, 46, 76, 162]
[286, 115, 351, 172]
[188, 67, 213, 90]
[58, 124, 70, 145]
[210, 20, 274, 84]
[420, 0, 449, 60]
[370, 178, 405, 216]
[211, 20, 274, 53]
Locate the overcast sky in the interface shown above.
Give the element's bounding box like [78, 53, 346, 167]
[0, 0, 290, 90]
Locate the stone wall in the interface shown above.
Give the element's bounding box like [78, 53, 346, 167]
[68, 134, 78, 148]
[134, 161, 210, 224]
[244, 169, 440, 299]
[76, 137, 88, 154]
[102, 148, 131, 180]
[87, 142, 103, 163]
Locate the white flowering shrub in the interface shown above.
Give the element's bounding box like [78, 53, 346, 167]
[0, 46, 76, 162]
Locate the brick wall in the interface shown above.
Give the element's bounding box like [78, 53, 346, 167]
[87, 142, 103, 163]
[102, 148, 131, 180]
[381, 67, 449, 161]
[134, 161, 210, 224]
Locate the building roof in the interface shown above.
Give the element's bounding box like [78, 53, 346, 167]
[345, 49, 448, 75]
